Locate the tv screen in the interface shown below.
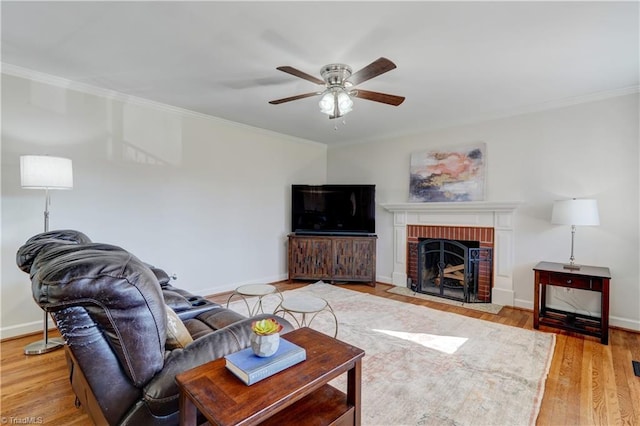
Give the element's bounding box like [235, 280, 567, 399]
[291, 184, 375, 235]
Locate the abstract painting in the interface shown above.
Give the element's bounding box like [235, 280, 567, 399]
[409, 143, 486, 202]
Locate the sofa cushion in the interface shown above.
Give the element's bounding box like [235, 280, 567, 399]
[165, 307, 193, 349]
[162, 290, 193, 312]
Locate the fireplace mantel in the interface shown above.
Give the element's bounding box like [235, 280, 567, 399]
[382, 201, 520, 214]
[382, 201, 521, 306]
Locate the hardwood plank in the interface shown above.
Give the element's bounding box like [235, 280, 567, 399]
[1, 281, 639, 425]
[537, 334, 566, 425]
[579, 338, 596, 425]
[610, 329, 639, 426]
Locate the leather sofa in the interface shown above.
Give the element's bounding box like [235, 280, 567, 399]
[16, 230, 293, 425]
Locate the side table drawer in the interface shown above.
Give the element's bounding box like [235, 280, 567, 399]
[545, 272, 602, 291]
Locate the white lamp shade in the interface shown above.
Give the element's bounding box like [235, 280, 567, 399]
[20, 155, 73, 190]
[551, 199, 599, 226]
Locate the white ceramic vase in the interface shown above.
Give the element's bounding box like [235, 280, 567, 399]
[250, 332, 280, 357]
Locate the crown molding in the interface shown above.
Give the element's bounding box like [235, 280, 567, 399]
[0, 63, 324, 147]
[329, 85, 640, 148]
[3, 62, 636, 149]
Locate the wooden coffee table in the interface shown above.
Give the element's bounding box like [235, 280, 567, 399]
[175, 327, 365, 426]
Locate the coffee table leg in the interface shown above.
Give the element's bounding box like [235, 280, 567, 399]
[347, 359, 362, 426]
[179, 392, 198, 426]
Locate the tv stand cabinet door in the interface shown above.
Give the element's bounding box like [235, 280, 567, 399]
[288, 236, 332, 281]
[288, 235, 376, 286]
[332, 237, 376, 286]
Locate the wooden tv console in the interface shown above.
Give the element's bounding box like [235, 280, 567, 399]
[288, 234, 376, 286]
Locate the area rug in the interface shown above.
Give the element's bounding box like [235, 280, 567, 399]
[227, 282, 555, 426]
[387, 285, 504, 314]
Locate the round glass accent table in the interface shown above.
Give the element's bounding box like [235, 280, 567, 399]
[274, 295, 338, 338]
[226, 284, 283, 316]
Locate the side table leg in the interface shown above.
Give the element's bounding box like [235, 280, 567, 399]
[533, 271, 540, 329]
[179, 392, 197, 426]
[347, 359, 362, 426]
[226, 292, 252, 317]
[601, 278, 610, 345]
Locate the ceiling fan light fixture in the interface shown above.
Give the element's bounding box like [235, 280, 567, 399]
[337, 91, 353, 115]
[319, 91, 335, 115]
[319, 88, 353, 117]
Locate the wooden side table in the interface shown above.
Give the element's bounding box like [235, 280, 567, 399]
[176, 327, 364, 426]
[533, 261, 611, 344]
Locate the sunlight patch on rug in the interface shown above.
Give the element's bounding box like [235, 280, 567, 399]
[373, 329, 468, 355]
[227, 282, 555, 426]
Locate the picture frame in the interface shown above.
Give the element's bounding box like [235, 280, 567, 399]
[409, 143, 486, 202]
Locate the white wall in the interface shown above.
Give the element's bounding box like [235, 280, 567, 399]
[3, 70, 638, 339]
[328, 93, 640, 331]
[1, 73, 327, 338]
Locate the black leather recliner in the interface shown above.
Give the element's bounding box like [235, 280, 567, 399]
[16, 230, 292, 425]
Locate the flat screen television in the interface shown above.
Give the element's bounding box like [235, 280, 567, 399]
[291, 184, 375, 235]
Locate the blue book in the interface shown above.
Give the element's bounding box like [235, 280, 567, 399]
[224, 338, 306, 385]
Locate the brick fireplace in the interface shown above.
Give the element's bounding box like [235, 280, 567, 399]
[408, 225, 494, 302]
[382, 202, 519, 306]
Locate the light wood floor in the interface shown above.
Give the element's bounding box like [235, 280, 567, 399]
[2, 282, 639, 425]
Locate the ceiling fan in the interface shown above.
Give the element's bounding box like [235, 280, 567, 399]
[269, 57, 405, 119]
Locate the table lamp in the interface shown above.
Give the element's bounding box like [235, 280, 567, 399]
[551, 198, 599, 270]
[20, 155, 73, 355]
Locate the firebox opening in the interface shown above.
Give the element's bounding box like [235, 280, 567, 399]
[411, 238, 493, 303]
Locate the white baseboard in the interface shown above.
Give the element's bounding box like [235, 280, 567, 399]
[195, 273, 289, 298]
[491, 287, 515, 306]
[0, 318, 56, 340]
[609, 315, 640, 332]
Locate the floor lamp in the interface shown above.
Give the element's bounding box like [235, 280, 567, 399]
[551, 198, 600, 270]
[20, 155, 73, 355]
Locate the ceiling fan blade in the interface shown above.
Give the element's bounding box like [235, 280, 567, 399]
[276, 66, 325, 85]
[352, 89, 405, 106]
[269, 92, 321, 105]
[347, 57, 397, 86]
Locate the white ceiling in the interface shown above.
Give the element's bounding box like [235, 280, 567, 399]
[2, 1, 638, 145]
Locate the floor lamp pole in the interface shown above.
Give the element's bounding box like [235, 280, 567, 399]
[24, 188, 65, 355]
[44, 188, 50, 232]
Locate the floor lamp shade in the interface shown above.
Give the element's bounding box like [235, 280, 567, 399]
[20, 155, 73, 190]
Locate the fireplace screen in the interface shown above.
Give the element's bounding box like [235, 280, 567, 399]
[412, 239, 493, 303]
